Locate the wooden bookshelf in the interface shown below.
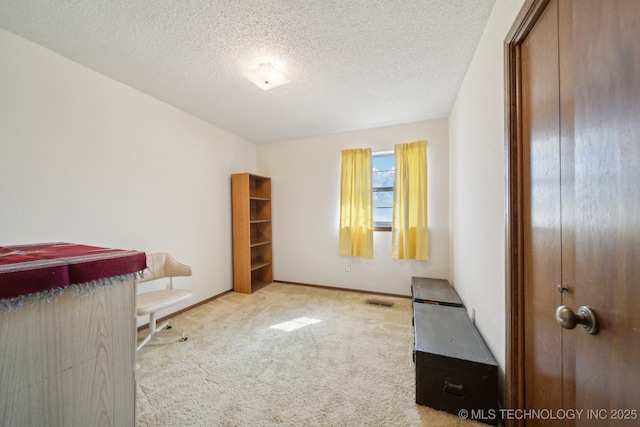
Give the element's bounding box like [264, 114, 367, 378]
[231, 173, 273, 293]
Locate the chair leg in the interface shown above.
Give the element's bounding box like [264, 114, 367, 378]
[137, 312, 187, 352]
[136, 330, 153, 352]
[137, 312, 158, 352]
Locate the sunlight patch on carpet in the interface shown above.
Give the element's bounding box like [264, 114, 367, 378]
[269, 317, 321, 332]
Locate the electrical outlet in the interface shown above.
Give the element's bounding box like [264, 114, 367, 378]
[345, 263, 351, 272]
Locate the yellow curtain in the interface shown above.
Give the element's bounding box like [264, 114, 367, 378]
[392, 140, 429, 260]
[339, 148, 374, 259]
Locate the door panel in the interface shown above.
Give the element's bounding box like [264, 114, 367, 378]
[521, 0, 562, 422]
[570, 0, 640, 421]
[520, 0, 640, 425]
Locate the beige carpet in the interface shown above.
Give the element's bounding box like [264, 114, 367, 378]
[136, 282, 486, 426]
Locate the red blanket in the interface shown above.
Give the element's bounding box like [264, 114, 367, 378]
[0, 242, 146, 299]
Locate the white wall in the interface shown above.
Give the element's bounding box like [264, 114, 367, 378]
[449, 0, 524, 375]
[258, 119, 449, 296]
[0, 28, 258, 324]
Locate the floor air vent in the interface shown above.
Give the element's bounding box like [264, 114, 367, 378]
[365, 298, 394, 307]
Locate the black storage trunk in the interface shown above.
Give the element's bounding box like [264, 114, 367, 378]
[413, 303, 499, 425]
[411, 276, 463, 307]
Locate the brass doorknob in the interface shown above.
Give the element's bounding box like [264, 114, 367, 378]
[555, 305, 599, 335]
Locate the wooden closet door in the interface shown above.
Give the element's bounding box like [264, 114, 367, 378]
[520, 0, 563, 423]
[563, 0, 640, 420]
[520, 0, 640, 425]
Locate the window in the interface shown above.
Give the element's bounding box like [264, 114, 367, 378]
[372, 151, 394, 230]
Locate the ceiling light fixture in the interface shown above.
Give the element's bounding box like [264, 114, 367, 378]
[243, 62, 290, 91]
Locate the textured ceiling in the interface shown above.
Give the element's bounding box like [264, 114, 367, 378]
[0, 0, 495, 144]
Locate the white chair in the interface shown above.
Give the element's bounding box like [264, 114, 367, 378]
[136, 252, 192, 351]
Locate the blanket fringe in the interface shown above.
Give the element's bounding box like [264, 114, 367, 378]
[0, 271, 143, 312]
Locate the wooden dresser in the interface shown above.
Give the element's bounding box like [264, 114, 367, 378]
[0, 243, 145, 427]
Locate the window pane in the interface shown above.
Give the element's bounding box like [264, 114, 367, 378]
[373, 190, 393, 225]
[372, 153, 394, 227]
[372, 155, 394, 188]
